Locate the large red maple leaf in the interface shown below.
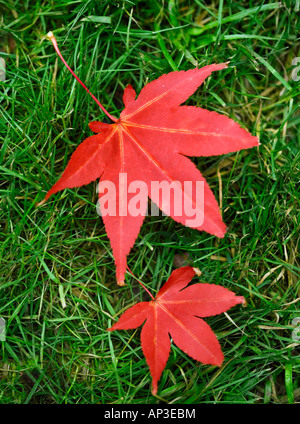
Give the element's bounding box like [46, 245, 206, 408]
[107, 266, 245, 395]
[44, 33, 259, 284]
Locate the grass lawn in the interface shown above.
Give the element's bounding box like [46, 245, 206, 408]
[0, 0, 299, 404]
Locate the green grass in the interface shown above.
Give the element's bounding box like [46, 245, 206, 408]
[0, 0, 299, 404]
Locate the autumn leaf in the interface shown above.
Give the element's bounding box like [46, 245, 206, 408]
[43, 32, 259, 285]
[107, 266, 245, 395]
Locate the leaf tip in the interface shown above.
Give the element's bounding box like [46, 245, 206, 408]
[237, 296, 247, 306]
[35, 198, 47, 208]
[46, 31, 55, 41]
[216, 357, 224, 367]
[151, 384, 158, 396]
[107, 321, 119, 332]
[43, 190, 52, 203]
[192, 267, 202, 276]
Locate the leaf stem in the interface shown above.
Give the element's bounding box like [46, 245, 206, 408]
[46, 31, 118, 123]
[126, 266, 155, 300]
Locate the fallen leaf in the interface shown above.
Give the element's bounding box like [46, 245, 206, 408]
[173, 251, 192, 268]
[107, 266, 245, 394]
[44, 34, 259, 284]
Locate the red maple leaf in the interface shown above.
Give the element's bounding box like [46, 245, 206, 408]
[107, 266, 245, 395]
[43, 33, 259, 285]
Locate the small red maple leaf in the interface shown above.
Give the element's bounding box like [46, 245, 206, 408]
[107, 266, 245, 395]
[43, 33, 259, 285]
